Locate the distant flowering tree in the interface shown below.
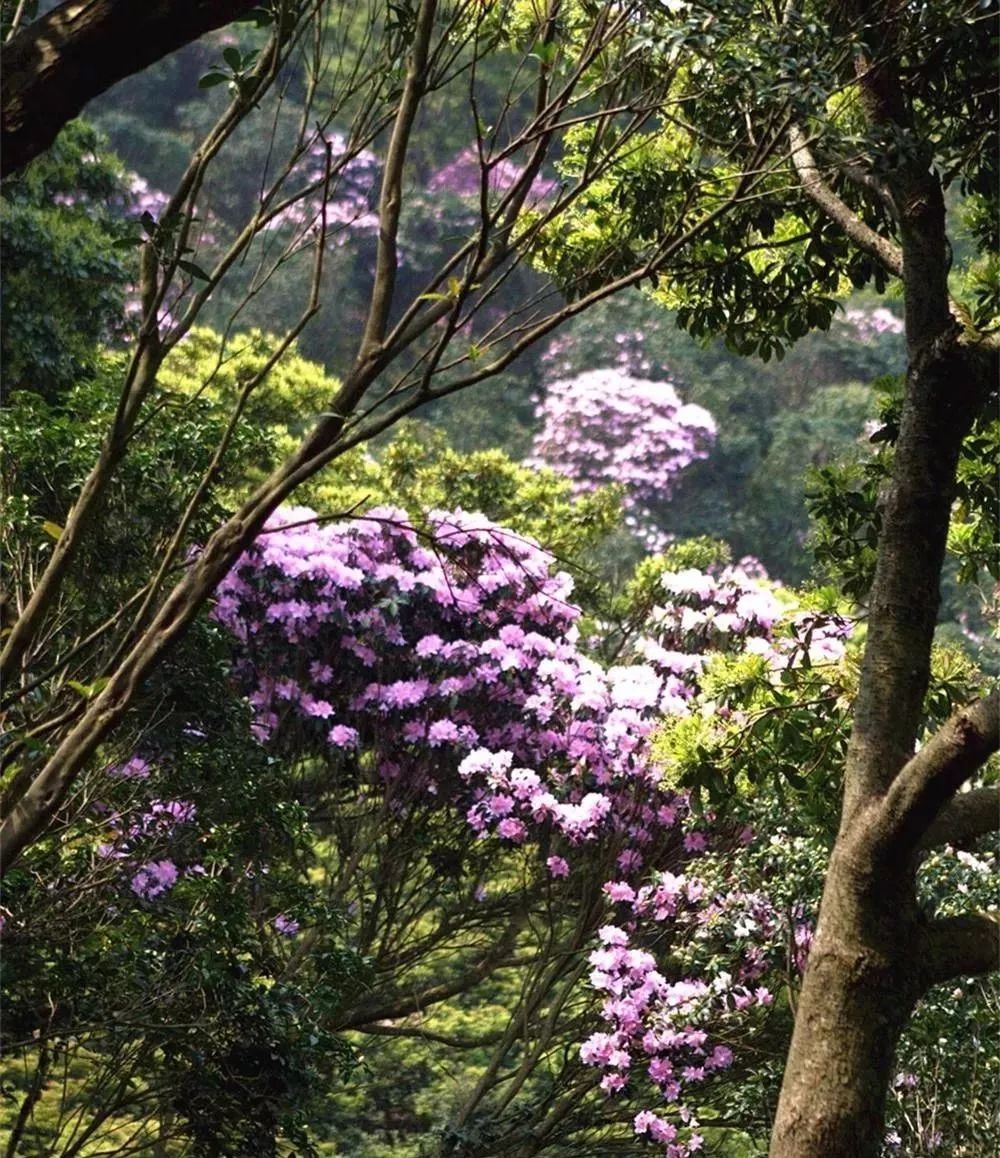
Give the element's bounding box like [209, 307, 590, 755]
[259, 130, 381, 245]
[529, 368, 716, 548]
[838, 304, 905, 342]
[428, 145, 558, 203]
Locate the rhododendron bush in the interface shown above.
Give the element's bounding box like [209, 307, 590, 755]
[209, 503, 854, 1151]
[529, 368, 716, 548]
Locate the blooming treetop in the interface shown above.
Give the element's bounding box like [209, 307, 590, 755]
[529, 368, 716, 548]
[428, 145, 558, 203]
[838, 305, 904, 342]
[260, 131, 381, 244]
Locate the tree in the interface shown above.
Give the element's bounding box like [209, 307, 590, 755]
[608, 3, 998, 1153]
[2, 1, 997, 1154]
[760, 5, 998, 1151]
[522, 0, 998, 1150]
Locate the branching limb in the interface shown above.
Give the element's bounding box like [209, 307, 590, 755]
[879, 692, 1000, 854]
[788, 124, 903, 278]
[1, 0, 260, 178]
[919, 911, 1000, 988]
[332, 912, 524, 1030]
[920, 784, 1000, 850]
[357, 0, 437, 362]
[352, 1022, 504, 1050]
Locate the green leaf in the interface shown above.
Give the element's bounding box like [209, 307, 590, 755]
[198, 71, 229, 89]
[177, 259, 211, 281]
[41, 520, 63, 541]
[66, 677, 110, 700]
[223, 46, 243, 71]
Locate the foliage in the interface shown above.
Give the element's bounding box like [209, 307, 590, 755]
[0, 121, 133, 401]
[0, 621, 365, 1156]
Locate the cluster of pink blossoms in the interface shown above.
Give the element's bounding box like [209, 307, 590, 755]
[644, 563, 849, 672]
[427, 145, 558, 203]
[579, 924, 772, 1155]
[211, 506, 847, 1152]
[213, 506, 696, 864]
[96, 781, 200, 901]
[261, 131, 380, 244]
[530, 369, 716, 506]
[839, 305, 904, 342]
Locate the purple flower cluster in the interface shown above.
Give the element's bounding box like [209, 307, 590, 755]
[428, 146, 558, 203]
[580, 922, 770, 1155]
[263, 131, 380, 244]
[130, 859, 180, 900]
[839, 305, 904, 342]
[97, 762, 200, 903]
[529, 369, 715, 545]
[214, 506, 700, 861]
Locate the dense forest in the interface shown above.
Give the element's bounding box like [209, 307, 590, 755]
[1, 2, 997, 1156]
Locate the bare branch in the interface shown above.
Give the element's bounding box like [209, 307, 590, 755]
[919, 911, 1000, 988]
[357, 0, 437, 361]
[920, 784, 1000, 850]
[878, 692, 1000, 854]
[788, 124, 904, 279]
[351, 1022, 504, 1050]
[332, 912, 524, 1030]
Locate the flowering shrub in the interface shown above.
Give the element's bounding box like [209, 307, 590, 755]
[838, 305, 905, 342]
[529, 368, 716, 547]
[260, 131, 381, 244]
[214, 505, 690, 864]
[206, 504, 860, 1151]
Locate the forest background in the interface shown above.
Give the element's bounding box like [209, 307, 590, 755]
[0, 1, 997, 1157]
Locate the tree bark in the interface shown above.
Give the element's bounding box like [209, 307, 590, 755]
[771, 831, 921, 1156]
[771, 4, 998, 1146]
[770, 304, 995, 1158]
[1, 0, 260, 179]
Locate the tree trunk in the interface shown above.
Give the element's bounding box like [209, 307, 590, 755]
[770, 830, 921, 1156]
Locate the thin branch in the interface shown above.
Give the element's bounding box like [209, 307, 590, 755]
[358, 0, 437, 360]
[332, 910, 524, 1030]
[352, 1022, 504, 1050]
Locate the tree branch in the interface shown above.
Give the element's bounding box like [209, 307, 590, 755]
[351, 1022, 504, 1050]
[788, 124, 903, 279]
[920, 784, 1000, 850]
[357, 0, 437, 362]
[919, 911, 1000, 988]
[332, 915, 523, 1030]
[2, 0, 260, 178]
[879, 692, 1000, 854]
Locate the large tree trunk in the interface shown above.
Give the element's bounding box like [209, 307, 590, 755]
[769, 270, 998, 1158]
[770, 2, 999, 1148]
[770, 836, 920, 1155]
[770, 335, 998, 1153]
